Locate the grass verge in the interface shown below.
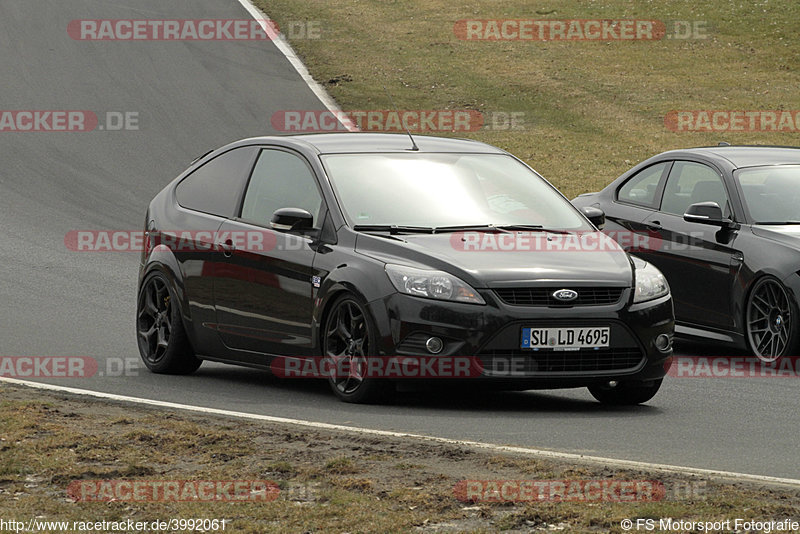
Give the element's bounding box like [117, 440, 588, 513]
[1, 383, 799, 532]
[255, 0, 800, 198]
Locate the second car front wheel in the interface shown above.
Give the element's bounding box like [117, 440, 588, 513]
[322, 294, 393, 404]
[745, 276, 799, 362]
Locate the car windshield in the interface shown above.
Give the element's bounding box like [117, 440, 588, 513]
[320, 153, 590, 230]
[735, 165, 800, 224]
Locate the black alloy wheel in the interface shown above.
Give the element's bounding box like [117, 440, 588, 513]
[323, 295, 391, 403]
[136, 272, 201, 374]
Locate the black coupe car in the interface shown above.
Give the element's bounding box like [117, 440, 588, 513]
[137, 133, 673, 404]
[573, 146, 800, 361]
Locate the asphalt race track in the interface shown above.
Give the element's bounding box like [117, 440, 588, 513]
[1, 1, 797, 481]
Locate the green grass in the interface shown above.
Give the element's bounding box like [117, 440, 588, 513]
[255, 0, 800, 198]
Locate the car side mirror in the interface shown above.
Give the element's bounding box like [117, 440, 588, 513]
[683, 202, 732, 227]
[579, 206, 605, 229]
[271, 207, 314, 233]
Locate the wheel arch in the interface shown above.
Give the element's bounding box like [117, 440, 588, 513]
[139, 247, 193, 330]
[314, 280, 376, 355]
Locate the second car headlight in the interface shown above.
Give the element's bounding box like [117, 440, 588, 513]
[385, 264, 485, 305]
[633, 258, 670, 303]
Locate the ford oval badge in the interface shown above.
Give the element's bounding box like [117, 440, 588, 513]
[553, 289, 578, 302]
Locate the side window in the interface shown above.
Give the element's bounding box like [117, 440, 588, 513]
[616, 162, 669, 207]
[240, 149, 324, 229]
[176, 146, 257, 218]
[660, 161, 729, 217]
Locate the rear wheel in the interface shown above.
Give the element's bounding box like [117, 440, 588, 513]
[746, 276, 799, 362]
[588, 379, 662, 405]
[323, 294, 393, 403]
[136, 272, 201, 374]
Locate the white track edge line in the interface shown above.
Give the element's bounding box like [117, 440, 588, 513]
[3, 376, 799, 489]
[234, 0, 359, 132]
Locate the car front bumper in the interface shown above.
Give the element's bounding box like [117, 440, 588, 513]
[367, 288, 674, 388]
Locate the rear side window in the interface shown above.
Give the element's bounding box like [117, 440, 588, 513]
[176, 146, 258, 217]
[616, 162, 669, 207]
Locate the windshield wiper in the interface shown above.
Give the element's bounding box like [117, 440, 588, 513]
[492, 224, 572, 234]
[430, 224, 574, 234]
[352, 224, 435, 234]
[353, 223, 575, 235]
[755, 221, 800, 225]
[430, 224, 499, 233]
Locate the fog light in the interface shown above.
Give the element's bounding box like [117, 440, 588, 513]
[607, 380, 618, 388]
[425, 337, 444, 354]
[655, 333, 672, 352]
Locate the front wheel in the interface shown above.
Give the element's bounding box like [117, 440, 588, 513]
[323, 294, 393, 403]
[745, 276, 799, 362]
[588, 379, 662, 405]
[136, 272, 202, 375]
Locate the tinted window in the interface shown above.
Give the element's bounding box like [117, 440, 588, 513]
[241, 149, 323, 228]
[660, 161, 729, 217]
[617, 162, 668, 207]
[176, 147, 257, 217]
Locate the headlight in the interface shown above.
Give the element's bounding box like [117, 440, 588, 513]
[385, 264, 485, 305]
[633, 258, 670, 303]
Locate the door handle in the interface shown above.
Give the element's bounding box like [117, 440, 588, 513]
[647, 220, 662, 230]
[217, 239, 235, 257]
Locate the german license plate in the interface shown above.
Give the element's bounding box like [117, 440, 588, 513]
[521, 327, 610, 350]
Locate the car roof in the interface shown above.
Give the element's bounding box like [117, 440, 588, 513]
[659, 146, 800, 168]
[236, 132, 505, 155]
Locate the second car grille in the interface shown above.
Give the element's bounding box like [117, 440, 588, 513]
[493, 287, 626, 307]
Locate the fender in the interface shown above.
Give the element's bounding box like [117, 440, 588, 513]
[312, 259, 396, 354]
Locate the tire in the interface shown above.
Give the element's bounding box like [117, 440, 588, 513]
[588, 379, 662, 405]
[322, 294, 393, 403]
[136, 271, 202, 375]
[745, 276, 800, 362]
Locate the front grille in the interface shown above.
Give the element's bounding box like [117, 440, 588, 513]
[494, 287, 625, 307]
[477, 348, 644, 376]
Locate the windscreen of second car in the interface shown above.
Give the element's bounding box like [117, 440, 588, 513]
[320, 153, 590, 230]
[735, 165, 800, 224]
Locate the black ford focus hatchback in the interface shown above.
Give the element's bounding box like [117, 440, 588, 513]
[137, 133, 674, 404]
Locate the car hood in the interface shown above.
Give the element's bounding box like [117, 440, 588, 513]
[354, 231, 633, 288]
[751, 225, 800, 249]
